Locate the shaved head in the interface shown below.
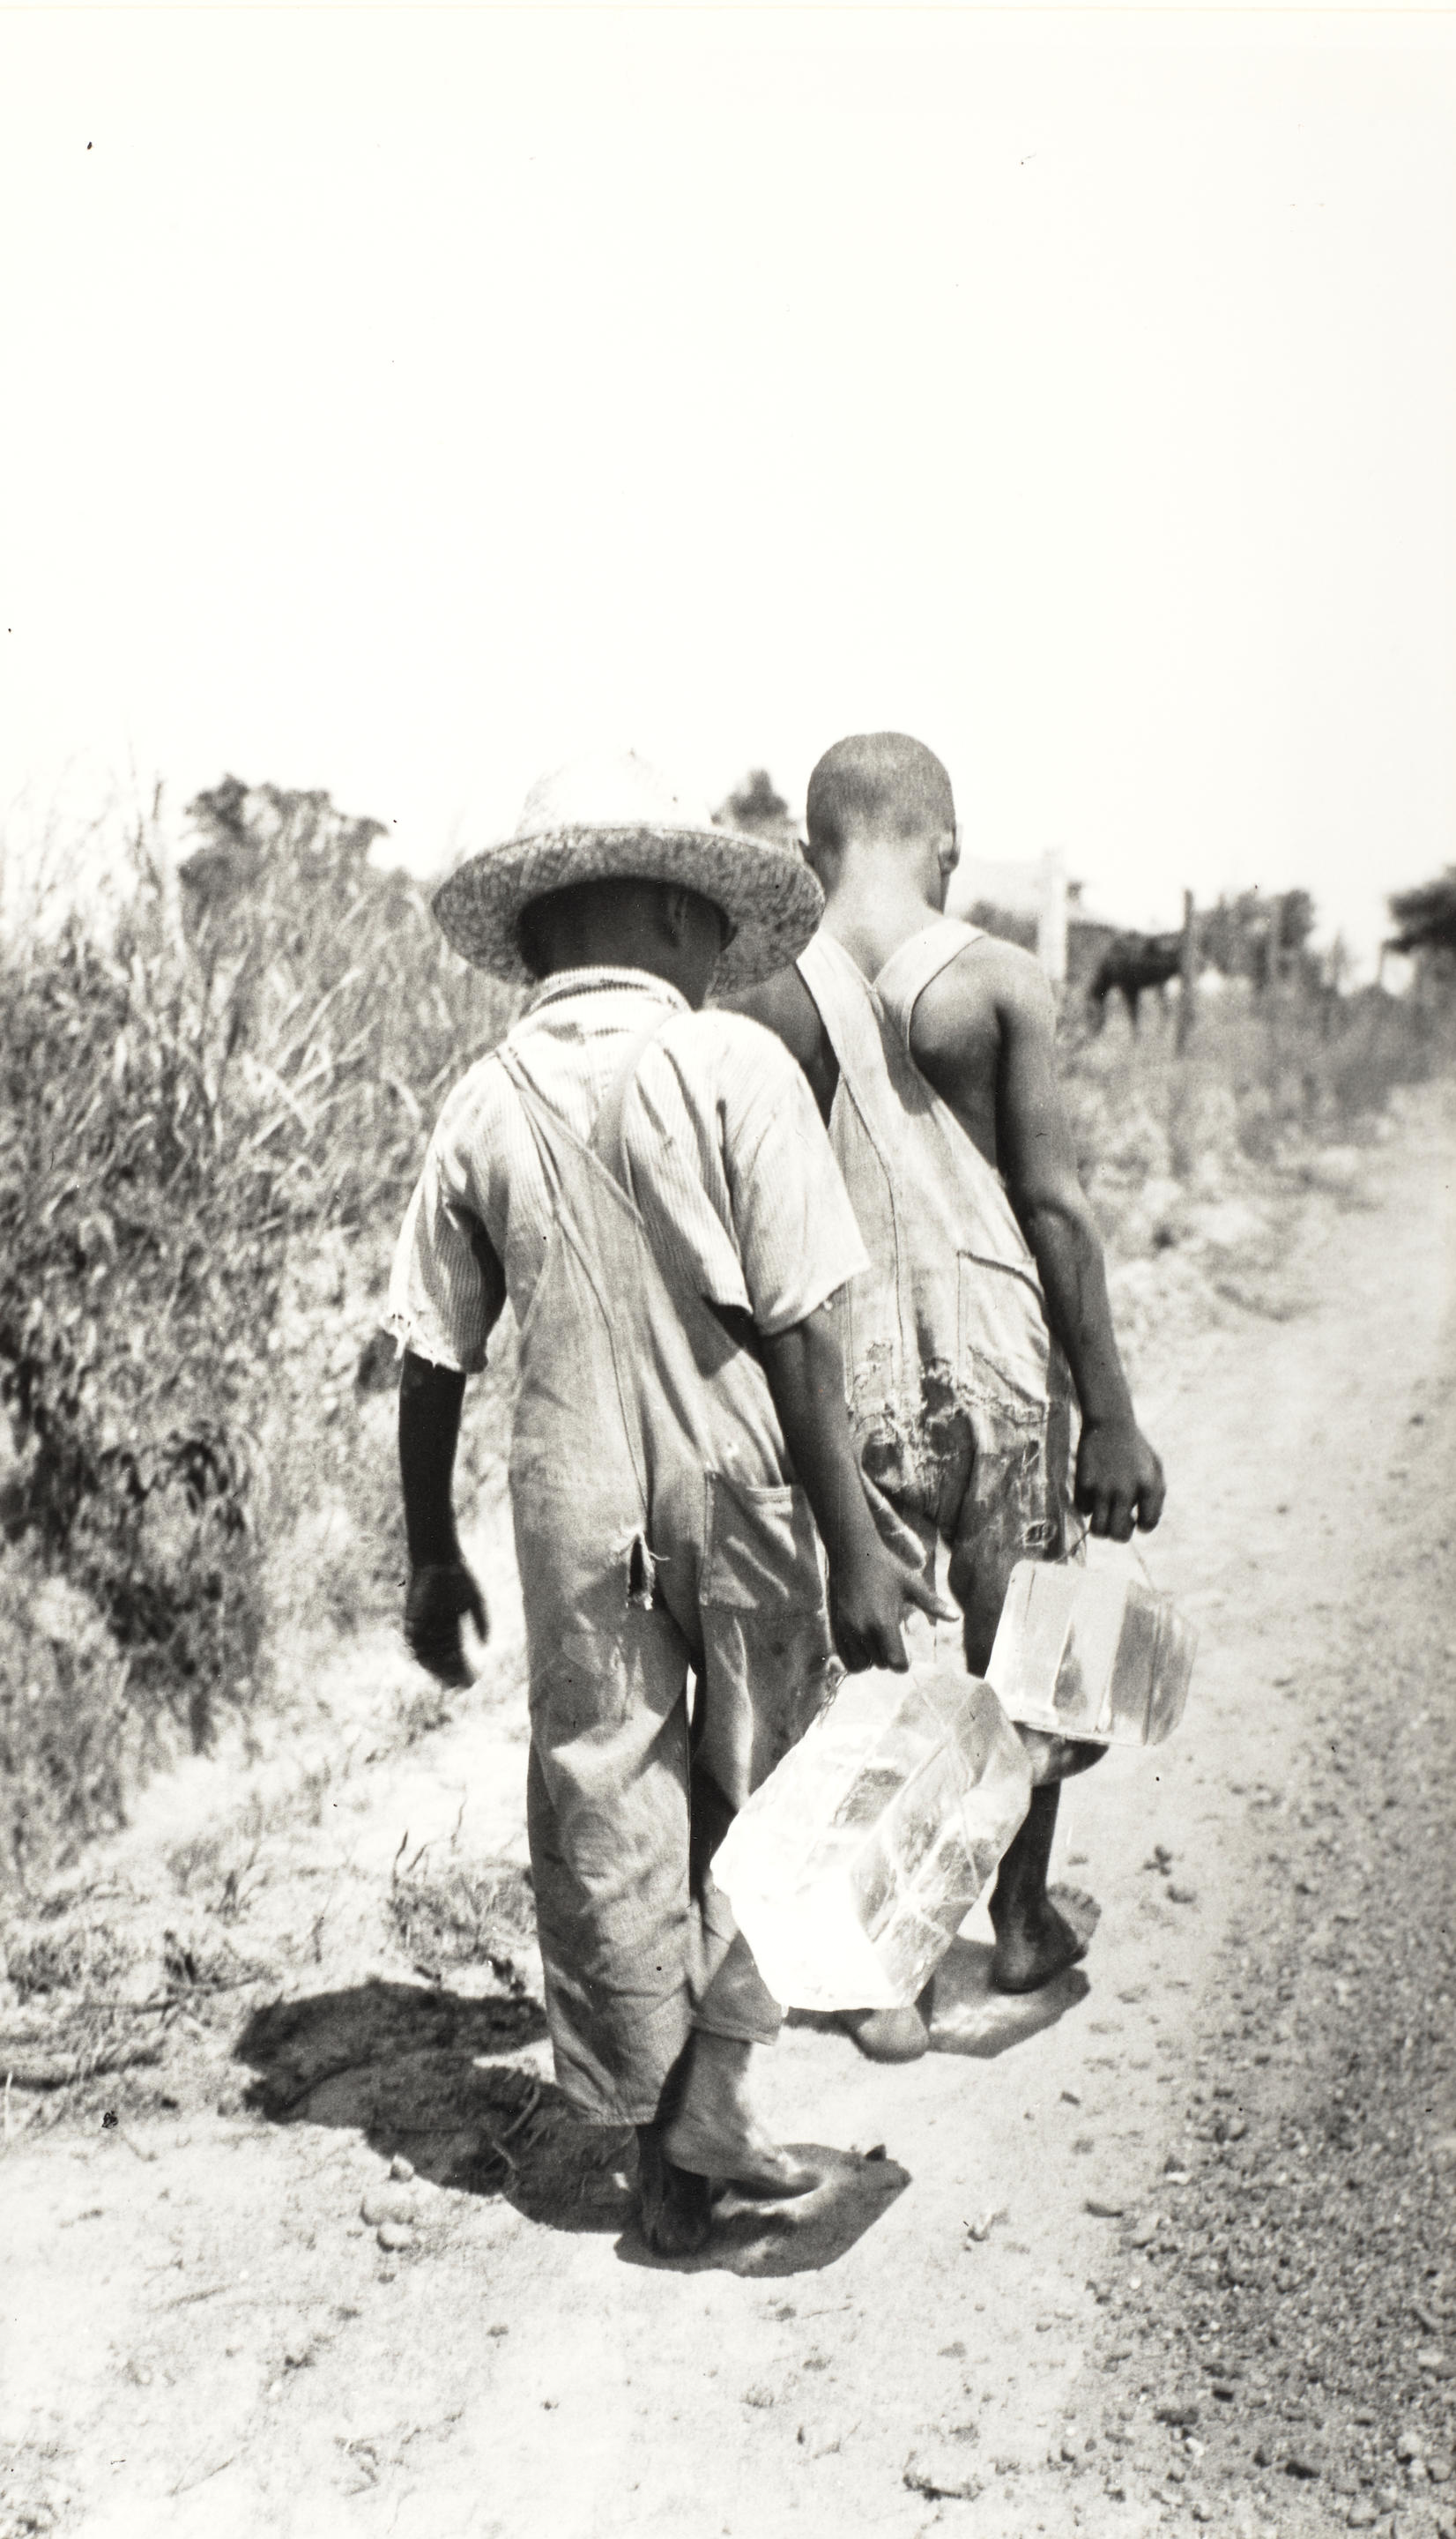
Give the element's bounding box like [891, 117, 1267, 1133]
[805, 733, 955, 857]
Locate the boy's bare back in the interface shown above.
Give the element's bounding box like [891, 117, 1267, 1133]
[736, 922, 1059, 1190]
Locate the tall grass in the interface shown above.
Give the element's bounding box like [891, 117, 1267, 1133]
[0, 786, 513, 1887]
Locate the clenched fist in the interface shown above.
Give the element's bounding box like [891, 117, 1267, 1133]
[1073, 1418, 1165, 1543]
[405, 1559, 489, 1687]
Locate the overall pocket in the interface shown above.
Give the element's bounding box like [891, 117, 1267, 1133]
[700, 1473, 823, 1612]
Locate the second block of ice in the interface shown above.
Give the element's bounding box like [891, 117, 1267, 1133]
[986, 1559, 1197, 1746]
[712, 1664, 1033, 2014]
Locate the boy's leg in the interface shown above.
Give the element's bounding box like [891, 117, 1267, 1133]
[635, 2118, 712, 2258]
[521, 1540, 724, 2255]
[948, 1417, 1103, 1994]
[837, 1497, 943, 2063]
[518, 1491, 706, 2132]
[657, 1472, 833, 2192]
[650, 1760, 814, 2198]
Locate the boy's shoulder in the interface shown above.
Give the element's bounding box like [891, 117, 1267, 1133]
[431, 1045, 512, 1143]
[660, 1000, 806, 1091]
[913, 929, 1053, 1046]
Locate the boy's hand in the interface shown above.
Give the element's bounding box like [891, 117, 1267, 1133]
[1074, 1418, 1166, 1541]
[405, 1560, 489, 1686]
[828, 1537, 955, 1675]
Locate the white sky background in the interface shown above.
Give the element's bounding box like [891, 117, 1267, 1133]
[2, 9, 1453, 966]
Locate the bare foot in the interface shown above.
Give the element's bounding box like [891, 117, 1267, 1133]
[635, 2124, 712, 2257]
[1015, 1727, 1105, 1786]
[839, 1977, 937, 2063]
[840, 2006, 930, 2063]
[661, 2034, 818, 2199]
[989, 1885, 1100, 1995]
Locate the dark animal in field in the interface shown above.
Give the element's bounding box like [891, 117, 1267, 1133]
[1387, 869, 1456, 976]
[1088, 930, 1186, 1031]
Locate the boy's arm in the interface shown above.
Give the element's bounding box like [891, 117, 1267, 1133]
[758, 1307, 950, 1672]
[398, 1350, 489, 1686]
[990, 960, 1165, 1541]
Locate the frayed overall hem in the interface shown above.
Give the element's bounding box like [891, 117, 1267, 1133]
[545, 2000, 694, 2129]
[690, 2010, 781, 2050]
[548, 2054, 679, 2129]
[563, 2094, 666, 2130]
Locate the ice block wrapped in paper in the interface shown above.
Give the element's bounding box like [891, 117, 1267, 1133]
[986, 1559, 1196, 1747]
[712, 1664, 1032, 2014]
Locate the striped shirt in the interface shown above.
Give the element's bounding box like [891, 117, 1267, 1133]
[388, 965, 870, 1374]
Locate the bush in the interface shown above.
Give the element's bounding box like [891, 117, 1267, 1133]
[0, 787, 515, 1887]
[0, 905, 273, 1779]
[0, 1548, 137, 1885]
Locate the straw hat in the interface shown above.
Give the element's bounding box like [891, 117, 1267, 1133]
[432, 752, 824, 992]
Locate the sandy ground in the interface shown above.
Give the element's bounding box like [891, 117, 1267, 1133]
[2, 1091, 1452, 2539]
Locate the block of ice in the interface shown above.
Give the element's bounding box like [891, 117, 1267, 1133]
[712, 1664, 1032, 2014]
[986, 1560, 1197, 1746]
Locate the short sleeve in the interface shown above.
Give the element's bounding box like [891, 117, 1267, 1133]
[386, 1080, 507, 1375]
[721, 1029, 871, 1337]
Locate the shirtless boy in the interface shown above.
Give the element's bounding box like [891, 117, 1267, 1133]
[731, 732, 1165, 2058]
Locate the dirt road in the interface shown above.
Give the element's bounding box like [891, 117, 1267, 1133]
[3, 1092, 1452, 2539]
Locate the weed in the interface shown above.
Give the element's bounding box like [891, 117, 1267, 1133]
[158, 1926, 271, 1995]
[5, 1917, 137, 2002]
[386, 1857, 537, 1994]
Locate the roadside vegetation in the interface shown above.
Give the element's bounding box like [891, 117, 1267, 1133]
[0, 785, 514, 1889]
[0, 778, 1447, 1894]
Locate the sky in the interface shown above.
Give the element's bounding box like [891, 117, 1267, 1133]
[2, 6, 1453, 968]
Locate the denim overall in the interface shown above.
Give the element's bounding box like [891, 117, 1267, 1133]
[498, 1029, 836, 2126]
[797, 920, 1076, 1670]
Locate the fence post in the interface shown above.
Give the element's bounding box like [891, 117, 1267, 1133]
[1036, 847, 1068, 989]
[1176, 889, 1197, 1052]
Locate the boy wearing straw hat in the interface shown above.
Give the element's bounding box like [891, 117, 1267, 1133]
[388, 753, 940, 2257]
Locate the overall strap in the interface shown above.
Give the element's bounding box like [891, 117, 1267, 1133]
[874, 916, 985, 1054]
[494, 1032, 667, 1522]
[796, 928, 917, 1391]
[495, 1024, 665, 1208]
[796, 930, 895, 1087]
[588, 1021, 675, 1190]
[494, 1043, 591, 1202]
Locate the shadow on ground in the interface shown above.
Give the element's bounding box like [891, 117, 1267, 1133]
[615, 2146, 910, 2280]
[927, 1937, 1092, 2057]
[234, 1977, 637, 2230]
[235, 1978, 910, 2274]
[785, 1936, 1090, 2063]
